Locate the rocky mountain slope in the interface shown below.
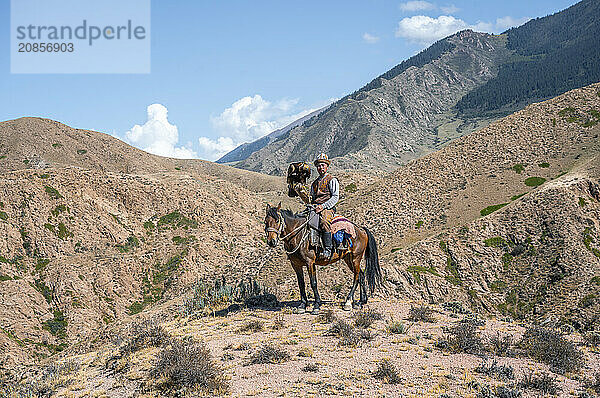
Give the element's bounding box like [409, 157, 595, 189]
[341, 82, 600, 330]
[237, 30, 510, 175]
[232, 0, 599, 175]
[0, 118, 295, 377]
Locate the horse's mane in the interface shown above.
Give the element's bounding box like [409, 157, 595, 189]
[267, 206, 306, 221]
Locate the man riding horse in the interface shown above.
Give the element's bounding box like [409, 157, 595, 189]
[310, 153, 338, 259]
[266, 153, 382, 313]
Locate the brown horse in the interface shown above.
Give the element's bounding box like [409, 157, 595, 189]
[265, 203, 382, 314]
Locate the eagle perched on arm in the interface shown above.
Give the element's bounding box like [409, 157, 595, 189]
[287, 162, 311, 203]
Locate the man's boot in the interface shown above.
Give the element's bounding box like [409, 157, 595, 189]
[322, 231, 333, 258]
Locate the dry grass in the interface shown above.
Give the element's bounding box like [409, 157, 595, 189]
[408, 305, 436, 323]
[519, 326, 584, 374]
[372, 359, 402, 384]
[238, 319, 265, 333]
[248, 344, 290, 365]
[353, 308, 383, 328]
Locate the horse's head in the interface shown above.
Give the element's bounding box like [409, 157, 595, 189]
[264, 202, 283, 248]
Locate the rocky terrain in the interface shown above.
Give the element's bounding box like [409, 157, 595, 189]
[1, 83, 600, 397]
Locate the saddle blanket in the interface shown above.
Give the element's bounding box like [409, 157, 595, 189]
[331, 215, 356, 238]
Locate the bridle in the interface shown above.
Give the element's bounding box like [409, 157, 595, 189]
[265, 209, 311, 255]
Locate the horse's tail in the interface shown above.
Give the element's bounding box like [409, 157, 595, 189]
[364, 227, 382, 295]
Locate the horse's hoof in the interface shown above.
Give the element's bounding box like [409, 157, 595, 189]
[353, 302, 363, 309]
[311, 308, 320, 315]
[342, 303, 352, 311]
[295, 307, 306, 314]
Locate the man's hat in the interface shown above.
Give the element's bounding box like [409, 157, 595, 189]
[314, 153, 331, 166]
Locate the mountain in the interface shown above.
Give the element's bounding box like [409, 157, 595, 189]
[342, 82, 600, 330]
[233, 0, 600, 175]
[216, 107, 326, 164]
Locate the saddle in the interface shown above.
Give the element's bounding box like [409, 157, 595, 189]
[305, 209, 355, 253]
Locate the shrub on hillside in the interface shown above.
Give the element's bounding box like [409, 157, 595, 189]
[353, 308, 383, 328]
[120, 318, 170, 355]
[408, 304, 436, 323]
[372, 359, 402, 384]
[248, 344, 290, 365]
[519, 326, 584, 374]
[151, 337, 228, 395]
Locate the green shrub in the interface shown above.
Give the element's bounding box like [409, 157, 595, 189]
[0, 275, 12, 282]
[51, 204, 68, 217]
[579, 294, 596, 308]
[480, 203, 508, 217]
[489, 280, 507, 292]
[157, 211, 198, 229]
[415, 220, 424, 228]
[52, 143, 62, 148]
[43, 310, 67, 338]
[484, 236, 508, 248]
[44, 185, 63, 199]
[592, 276, 600, 286]
[344, 183, 357, 193]
[407, 265, 439, 284]
[36, 258, 50, 271]
[0, 211, 7, 221]
[76, 149, 87, 155]
[524, 177, 546, 187]
[34, 279, 53, 303]
[538, 162, 550, 168]
[512, 164, 525, 174]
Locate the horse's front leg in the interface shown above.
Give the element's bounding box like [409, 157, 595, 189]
[292, 261, 308, 313]
[307, 261, 321, 315]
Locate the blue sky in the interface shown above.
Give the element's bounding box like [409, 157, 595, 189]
[1, 0, 578, 160]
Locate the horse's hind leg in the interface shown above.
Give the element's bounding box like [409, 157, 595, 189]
[343, 256, 359, 311]
[292, 261, 308, 313]
[359, 270, 368, 306]
[307, 261, 321, 315]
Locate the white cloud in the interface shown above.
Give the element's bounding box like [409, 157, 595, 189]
[440, 4, 459, 14]
[495, 16, 530, 31]
[396, 15, 468, 44]
[395, 14, 531, 44]
[125, 104, 197, 159]
[399, 1, 436, 12]
[363, 32, 380, 44]
[198, 95, 324, 161]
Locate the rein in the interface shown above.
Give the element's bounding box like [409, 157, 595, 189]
[266, 210, 311, 255]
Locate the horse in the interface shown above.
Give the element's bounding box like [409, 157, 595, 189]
[264, 203, 382, 315]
